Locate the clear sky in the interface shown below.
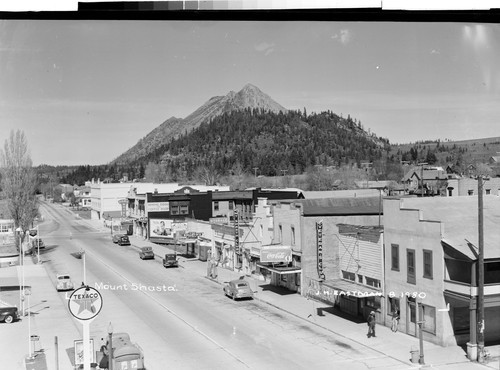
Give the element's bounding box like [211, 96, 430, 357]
[1, 20, 499, 166]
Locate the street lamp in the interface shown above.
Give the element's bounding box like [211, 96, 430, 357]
[81, 249, 86, 285]
[36, 225, 41, 264]
[108, 322, 113, 370]
[24, 288, 32, 359]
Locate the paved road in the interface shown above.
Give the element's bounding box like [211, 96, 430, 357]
[32, 202, 406, 369]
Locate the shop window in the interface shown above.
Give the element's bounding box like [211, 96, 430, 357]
[391, 244, 399, 271]
[452, 306, 470, 334]
[388, 297, 400, 316]
[280, 274, 287, 283]
[214, 201, 219, 211]
[180, 205, 189, 215]
[295, 273, 301, 286]
[366, 296, 381, 310]
[407, 249, 416, 284]
[342, 270, 355, 281]
[420, 304, 436, 334]
[365, 277, 381, 288]
[171, 206, 179, 215]
[357, 275, 363, 284]
[423, 249, 433, 279]
[485, 189, 491, 195]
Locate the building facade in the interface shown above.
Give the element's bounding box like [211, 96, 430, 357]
[383, 196, 500, 348]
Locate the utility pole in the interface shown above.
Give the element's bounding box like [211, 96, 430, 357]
[477, 176, 485, 362]
[418, 162, 428, 197]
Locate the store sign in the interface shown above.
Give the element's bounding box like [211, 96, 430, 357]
[316, 221, 325, 280]
[68, 286, 103, 321]
[74, 339, 95, 366]
[147, 202, 170, 212]
[234, 210, 240, 254]
[260, 246, 292, 263]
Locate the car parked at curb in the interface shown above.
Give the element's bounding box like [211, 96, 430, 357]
[223, 279, 254, 300]
[139, 246, 154, 260]
[117, 235, 130, 246]
[56, 274, 74, 291]
[162, 253, 178, 268]
[112, 234, 124, 243]
[0, 306, 19, 324]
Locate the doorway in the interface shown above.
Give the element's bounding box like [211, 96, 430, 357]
[407, 297, 417, 337]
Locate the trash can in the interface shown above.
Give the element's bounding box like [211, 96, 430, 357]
[410, 349, 420, 363]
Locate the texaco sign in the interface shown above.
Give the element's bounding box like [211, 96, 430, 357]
[68, 286, 103, 321]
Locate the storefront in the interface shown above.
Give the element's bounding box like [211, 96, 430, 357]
[306, 278, 383, 323]
[256, 246, 302, 293]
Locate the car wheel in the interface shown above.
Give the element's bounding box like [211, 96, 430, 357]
[4, 315, 14, 324]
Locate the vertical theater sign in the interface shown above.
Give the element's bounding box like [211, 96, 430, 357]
[316, 220, 325, 281]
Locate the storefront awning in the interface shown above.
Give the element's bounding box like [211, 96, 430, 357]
[322, 279, 382, 296]
[257, 263, 301, 275]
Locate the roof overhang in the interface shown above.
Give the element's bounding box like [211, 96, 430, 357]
[256, 263, 301, 275]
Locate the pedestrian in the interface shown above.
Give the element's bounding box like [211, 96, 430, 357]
[367, 311, 376, 338]
[391, 308, 400, 332]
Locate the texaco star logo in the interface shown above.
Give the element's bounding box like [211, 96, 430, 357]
[68, 286, 103, 320]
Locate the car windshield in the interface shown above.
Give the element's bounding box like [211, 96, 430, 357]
[236, 283, 248, 287]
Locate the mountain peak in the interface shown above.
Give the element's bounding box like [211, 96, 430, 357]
[240, 83, 261, 93]
[112, 84, 287, 164]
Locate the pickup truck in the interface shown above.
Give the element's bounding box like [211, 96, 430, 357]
[162, 253, 178, 268]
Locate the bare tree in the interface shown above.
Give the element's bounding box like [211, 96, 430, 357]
[193, 164, 221, 186]
[0, 130, 39, 247]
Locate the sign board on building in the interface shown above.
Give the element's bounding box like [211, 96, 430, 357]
[260, 246, 292, 263]
[147, 202, 170, 213]
[234, 210, 240, 254]
[316, 221, 325, 280]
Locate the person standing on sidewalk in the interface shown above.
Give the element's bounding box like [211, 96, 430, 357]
[367, 311, 376, 338]
[391, 308, 400, 332]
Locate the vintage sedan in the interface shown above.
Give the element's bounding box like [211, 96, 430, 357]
[112, 234, 124, 243]
[223, 279, 254, 300]
[56, 274, 74, 291]
[139, 246, 155, 260]
[117, 235, 130, 246]
[0, 306, 19, 324]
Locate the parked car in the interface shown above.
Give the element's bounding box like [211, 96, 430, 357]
[162, 253, 178, 268]
[139, 246, 154, 260]
[112, 234, 124, 243]
[31, 238, 45, 249]
[117, 235, 130, 246]
[0, 306, 19, 324]
[223, 279, 254, 300]
[56, 274, 74, 291]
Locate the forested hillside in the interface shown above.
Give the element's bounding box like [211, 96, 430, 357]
[128, 108, 390, 178]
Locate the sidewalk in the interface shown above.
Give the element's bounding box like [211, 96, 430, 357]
[0, 256, 81, 370]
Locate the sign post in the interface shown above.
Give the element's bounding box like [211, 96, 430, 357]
[68, 286, 103, 370]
